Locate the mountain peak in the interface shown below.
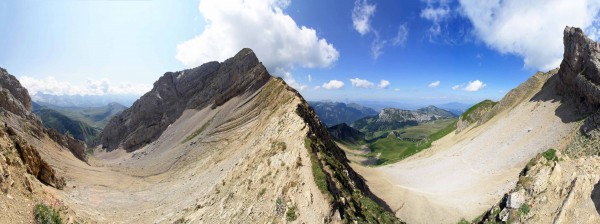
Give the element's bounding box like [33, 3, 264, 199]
[99, 48, 270, 151]
[557, 26, 600, 137]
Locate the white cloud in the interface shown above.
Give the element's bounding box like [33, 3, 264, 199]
[322, 80, 344, 89]
[19, 76, 151, 96]
[371, 31, 387, 59]
[176, 0, 339, 73]
[392, 24, 409, 46]
[459, 0, 600, 71]
[282, 72, 308, 91]
[393, 88, 401, 92]
[379, 80, 390, 88]
[420, 0, 452, 39]
[421, 5, 451, 22]
[313, 86, 321, 90]
[349, 78, 390, 89]
[428, 80, 441, 87]
[463, 80, 486, 92]
[350, 78, 375, 88]
[307, 74, 312, 82]
[352, 0, 376, 35]
[451, 85, 460, 90]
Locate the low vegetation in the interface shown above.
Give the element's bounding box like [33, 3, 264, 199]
[365, 120, 457, 165]
[286, 205, 298, 221]
[304, 138, 329, 195]
[542, 148, 559, 162]
[34, 203, 62, 224]
[460, 100, 496, 123]
[519, 203, 530, 216]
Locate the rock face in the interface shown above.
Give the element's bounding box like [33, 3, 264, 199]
[9, 128, 65, 189]
[0, 68, 32, 118]
[352, 106, 455, 132]
[556, 27, 600, 137]
[99, 48, 270, 151]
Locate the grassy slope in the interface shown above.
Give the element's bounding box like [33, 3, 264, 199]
[365, 119, 457, 165]
[34, 108, 101, 145]
[459, 100, 497, 123]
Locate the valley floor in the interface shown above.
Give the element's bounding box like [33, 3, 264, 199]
[349, 85, 579, 223]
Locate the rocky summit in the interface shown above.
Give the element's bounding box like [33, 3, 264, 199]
[99, 48, 270, 151]
[556, 27, 600, 138]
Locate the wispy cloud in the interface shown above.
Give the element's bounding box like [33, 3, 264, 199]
[392, 24, 409, 47]
[352, 0, 376, 35]
[428, 80, 441, 87]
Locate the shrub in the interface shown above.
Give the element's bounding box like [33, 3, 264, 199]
[457, 218, 470, 224]
[519, 203, 530, 215]
[542, 148, 559, 162]
[286, 205, 298, 221]
[34, 203, 62, 224]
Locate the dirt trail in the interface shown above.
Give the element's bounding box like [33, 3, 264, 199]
[354, 83, 578, 223]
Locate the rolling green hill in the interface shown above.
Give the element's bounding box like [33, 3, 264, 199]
[36, 102, 127, 129]
[32, 103, 101, 145]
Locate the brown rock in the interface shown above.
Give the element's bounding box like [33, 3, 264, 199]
[12, 135, 65, 189]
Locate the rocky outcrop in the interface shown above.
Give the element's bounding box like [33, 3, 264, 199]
[0, 68, 32, 118]
[8, 127, 65, 189]
[47, 129, 87, 163]
[99, 48, 270, 151]
[555, 27, 600, 137]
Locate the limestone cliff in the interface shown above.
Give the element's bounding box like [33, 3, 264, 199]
[99, 48, 270, 151]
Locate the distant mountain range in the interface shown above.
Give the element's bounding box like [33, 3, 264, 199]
[352, 100, 473, 116]
[32, 93, 138, 107]
[32, 102, 127, 145]
[309, 101, 378, 127]
[352, 105, 457, 133]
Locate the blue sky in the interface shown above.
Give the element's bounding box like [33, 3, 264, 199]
[1, 0, 600, 105]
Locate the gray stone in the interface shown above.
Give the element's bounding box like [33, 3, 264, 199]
[98, 48, 270, 152]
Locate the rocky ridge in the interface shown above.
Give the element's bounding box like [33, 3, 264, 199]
[99, 48, 270, 151]
[310, 101, 378, 127]
[352, 105, 456, 132]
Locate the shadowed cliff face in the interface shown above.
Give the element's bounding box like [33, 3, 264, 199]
[556, 27, 600, 137]
[557, 27, 600, 112]
[99, 48, 270, 151]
